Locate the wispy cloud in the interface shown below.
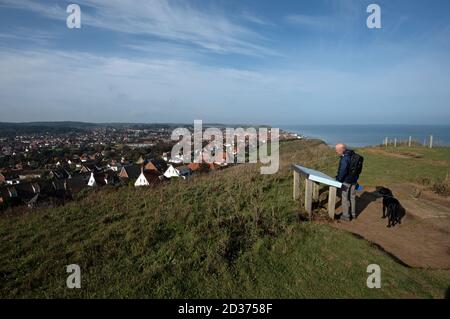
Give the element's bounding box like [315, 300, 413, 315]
[240, 11, 275, 26]
[0, 27, 59, 47]
[1, 46, 448, 124]
[0, 0, 277, 57]
[0, 48, 307, 122]
[285, 14, 335, 30]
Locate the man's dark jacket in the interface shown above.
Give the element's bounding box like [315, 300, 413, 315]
[336, 149, 358, 184]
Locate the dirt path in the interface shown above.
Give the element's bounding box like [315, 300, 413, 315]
[331, 185, 450, 269]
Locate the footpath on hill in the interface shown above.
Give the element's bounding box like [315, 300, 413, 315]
[331, 184, 450, 269]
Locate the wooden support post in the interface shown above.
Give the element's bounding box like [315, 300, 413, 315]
[430, 135, 433, 149]
[394, 138, 397, 148]
[293, 171, 300, 200]
[408, 136, 412, 147]
[327, 186, 337, 220]
[312, 182, 319, 202]
[305, 179, 313, 217]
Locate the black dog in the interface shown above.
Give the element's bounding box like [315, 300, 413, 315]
[376, 187, 402, 228]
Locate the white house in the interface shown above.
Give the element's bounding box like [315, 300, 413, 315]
[87, 172, 97, 187]
[134, 170, 162, 187]
[87, 172, 111, 187]
[163, 165, 190, 179]
[164, 165, 180, 179]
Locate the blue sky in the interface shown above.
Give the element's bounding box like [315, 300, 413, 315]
[0, 0, 449, 124]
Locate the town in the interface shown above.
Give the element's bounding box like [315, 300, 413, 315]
[0, 122, 302, 212]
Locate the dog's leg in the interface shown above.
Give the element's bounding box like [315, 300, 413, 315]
[396, 204, 402, 224]
[382, 203, 386, 218]
[387, 207, 392, 228]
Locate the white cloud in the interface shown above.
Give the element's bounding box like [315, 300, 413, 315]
[0, 48, 309, 122]
[240, 11, 274, 26]
[0, 0, 277, 57]
[1, 47, 448, 124]
[285, 14, 334, 30]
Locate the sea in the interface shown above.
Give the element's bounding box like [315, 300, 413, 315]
[280, 124, 450, 148]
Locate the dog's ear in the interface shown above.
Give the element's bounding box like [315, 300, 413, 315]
[376, 186, 384, 192]
[377, 187, 392, 196]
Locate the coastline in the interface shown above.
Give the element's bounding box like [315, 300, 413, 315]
[279, 124, 450, 148]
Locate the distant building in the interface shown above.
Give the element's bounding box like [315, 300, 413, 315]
[163, 165, 191, 179]
[87, 171, 117, 187]
[118, 164, 142, 179]
[134, 170, 163, 187]
[144, 159, 167, 174]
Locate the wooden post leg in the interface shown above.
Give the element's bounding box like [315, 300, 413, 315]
[312, 182, 319, 202]
[305, 179, 313, 217]
[328, 186, 337, 220]
[293, 171, 300, 200]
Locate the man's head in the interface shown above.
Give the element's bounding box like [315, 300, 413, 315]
[335, 143, 347, 156]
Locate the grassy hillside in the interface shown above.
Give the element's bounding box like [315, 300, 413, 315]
[1, 140, 449, 298]
[358, 146, 450, 189]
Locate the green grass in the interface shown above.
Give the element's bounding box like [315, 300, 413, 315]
[357, 146, 450, 187]
[0, 140, 449, 298]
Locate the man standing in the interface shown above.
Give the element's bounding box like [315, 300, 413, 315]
[335, 143, 361, 221]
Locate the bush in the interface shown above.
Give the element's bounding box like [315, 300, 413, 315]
[432, 179, 450, 196]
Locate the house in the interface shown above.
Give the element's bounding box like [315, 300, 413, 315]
[118, 164, 142, 179]
[187, 162, 217, 173]
[80, 162, 102, 174]
[18, 172, 42, 181]
[2, 171, 21, 185]
[0, 186, 19, 208]
[163, 165, 179, 178]
[163, 165, 191, 179]
[0, 186, 18, 205]
[37, 180, 67, 203]
[49, 167, 72, 180]
[87, 171, 117, 187]
[26, 194, 39, 208]
[15, 182, 41, 203]
[144, 159, 167, 174]
[87, 173, 98, 187]
[107, 162, 123, 172]
[65, 173, 90, 195]
[80, 154, 89, 163]
[134, 170, 163, 187]
[136, 155, 145, 165]
[51, 179, 66, 192]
